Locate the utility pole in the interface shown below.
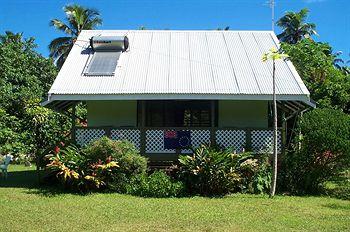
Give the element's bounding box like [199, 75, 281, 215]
[269, 0, 275, 31]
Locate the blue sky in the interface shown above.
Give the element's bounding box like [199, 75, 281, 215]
[0, 0, 349, 59]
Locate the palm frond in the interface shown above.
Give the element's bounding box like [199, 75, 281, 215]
[48, 36, 72, 57]
[49, 4, 102, 68]
[50, 19, 74, 35]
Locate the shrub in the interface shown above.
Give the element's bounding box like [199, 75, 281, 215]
[281, 108, 350, 194]
[125, 171, 185, 198]
[178, 144, 271, 196]
[46, 137, 148, 193]
[240, 154, 272, 194]
[83, 137, 147, 177]
[46, 145, 119, 192]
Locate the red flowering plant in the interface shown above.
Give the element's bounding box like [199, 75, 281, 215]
[46, 145, 119, 192]
[84, 156, 119, 189]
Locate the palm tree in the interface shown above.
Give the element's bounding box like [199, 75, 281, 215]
[277, 8, 317, 44]
[262, 48, 289, 198]
[49, 4, 102, 69]
[333, 51, 350, 75]
[216, 26, 230, 31]
[0, 31, 23, 43]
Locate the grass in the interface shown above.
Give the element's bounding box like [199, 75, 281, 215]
[1, 165, 349, 232]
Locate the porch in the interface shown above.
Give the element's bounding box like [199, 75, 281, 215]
[69, 99, 287, 159]
[74, 126, 283, 160]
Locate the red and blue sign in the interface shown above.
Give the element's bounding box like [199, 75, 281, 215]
[164, 130, 191, 149]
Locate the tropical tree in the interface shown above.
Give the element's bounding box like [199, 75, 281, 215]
[0, 31, 24, 43]
[281, 40, 350, 113]
[262, 48, 289, 197]
[333, 51, 350, 75]
[0, 31, 69, 161]
[49, 4, 102, 69]
[277, 8, 317, 44]
[216, 26, 230, 31]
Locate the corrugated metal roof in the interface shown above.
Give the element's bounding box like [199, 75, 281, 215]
[48, 30, 310, 101]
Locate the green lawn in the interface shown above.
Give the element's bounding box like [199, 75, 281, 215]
[1, 165, 349, 232]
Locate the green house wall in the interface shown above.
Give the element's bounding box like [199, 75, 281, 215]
[218, 100, 268, 128]
[87, 101, 137, 127]
[87, 100, 268, 128]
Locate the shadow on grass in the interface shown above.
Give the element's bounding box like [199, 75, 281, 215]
[0, 169, 72, 197]
[0, 169, 39, 188]
[323, 203, 350, 211]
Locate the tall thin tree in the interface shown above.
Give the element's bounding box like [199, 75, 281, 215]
[262, 48, 289, 197]
[49, 4, 102, 69]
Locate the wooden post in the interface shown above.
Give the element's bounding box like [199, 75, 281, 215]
[71, 103, 76, 143]
[140, 100, 146, 155]
[210, 100, 216, 145]
[245, 129, 252, 152]
[105, 127, 112, 138]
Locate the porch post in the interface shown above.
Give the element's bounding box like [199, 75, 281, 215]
[245, 129, 252, 151]
[105, 127, 112, 138]
[210, 100, 215, 145]
[140, 100, 146, 155]
[71, 103, 76, 143]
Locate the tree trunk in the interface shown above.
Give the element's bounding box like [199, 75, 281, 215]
[270, 60, 278, 198]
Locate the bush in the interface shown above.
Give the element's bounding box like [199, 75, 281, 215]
[46, 145, 119, 192]
[178, 144, 271, 196]
[83, 137, 147, 177]
[125, 171, 185, 198]
[46, 137, 148, 193]
[281, 108, 350, 194]
[240, 154, 272, 194]
[12, 153, 33, 165]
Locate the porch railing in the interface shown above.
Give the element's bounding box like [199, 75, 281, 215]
[75, 127, 282, 154]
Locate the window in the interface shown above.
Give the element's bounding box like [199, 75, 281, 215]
[138, 100, 217, 127]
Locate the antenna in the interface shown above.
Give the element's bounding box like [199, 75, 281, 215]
[269, 0, 275, 31]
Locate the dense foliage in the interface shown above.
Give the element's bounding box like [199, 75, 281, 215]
[0, 32, 70, 162]
[280, 109, 350, 194]
[178, 144, 271, 196]
[46, 138, 272, 197]
[83, 137, 147, 179]
[46, 137, 184, 197]
[124, 171, 185, 198]
[47, 145, 119, 191]
[281, 39, 350, 113]
[46, 137, 148, 192]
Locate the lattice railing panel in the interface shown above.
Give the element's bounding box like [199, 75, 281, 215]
[111, 129, 141, 149]
[76, 129, 106, 147]
[182, 130, 211, 153]
[251, 130, 281, 153]
[215, 130, 246, 152]
[145, 129, 211, 153]
[146, 130, 174, 153]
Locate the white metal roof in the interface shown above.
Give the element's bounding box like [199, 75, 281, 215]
[47, 30, 310, 102]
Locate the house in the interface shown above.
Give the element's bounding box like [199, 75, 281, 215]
[43, 30, 314, 160]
